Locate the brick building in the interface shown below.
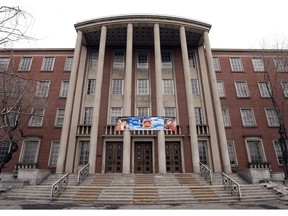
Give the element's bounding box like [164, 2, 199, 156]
[0, 15, 287, 182]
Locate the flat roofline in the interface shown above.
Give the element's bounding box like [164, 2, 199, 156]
[0, 48, 74, 52]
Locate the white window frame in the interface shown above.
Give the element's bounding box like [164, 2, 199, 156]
[161, 51, 172, 68]
[0, 57, 10, 71]
[198, 140, 209, 165]
[235, 81, 250, 98]
[112, 79, 123, 95]
[79, 141, 90, 166]
[137, 51, 148, 69]
[240, 108, 256, 127]
[273, 140, 284, 165]
[162, 79, 174, 95]
[89, 51, 98, 69]
[49, 141, 60, 167]
[60, 80, 69, 98]
[55, 108, 65, 127]
[274, 58, 288, 72]
[217, 80, 226, 97]
[227, 140, 238, 166]
[164, 107, 176, 117]
[252, 57, 265, 72]
[222, 108, 231, 127]
[188, 50, 196, 68]
[265, 108, 280, 127]
[20, 137, 40, 163]
[35, 80, 50, 98]
[87, 79, 96, 95]
[83, 107, 93, 125]
[64, 56, 73, 71]
[281, 81, 288, 98]
[137, 79, 149, 95]
[18, 57, 33, 71]
[245, 138, 266, 163]
[137, 107, 150, 116]
[113, 50, 125, 69]
[258, 81, 271, 98]
[194, 107, 204, 125]
[229, 57, 243, 72]
[29, 108, 44, 127]
[41, 56, 55, 71]
[110, 107, 122, 124]
[191, 79, 200, 95]
[212, 57, 221, 72]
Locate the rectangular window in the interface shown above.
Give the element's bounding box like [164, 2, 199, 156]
[252, 58, 265, 72]
[258, 81, 271, 98]
[222, 108, 231, 127]
[137, 79, 149, 95]
[227, 140, 237, 165]
[55, 108, 65, 127]
[18, 57, 32, 71]
[188, 50, 196, 68]
[164, 107, 176, 117]
[162, 79, 174, 95]
[35, 80, 50, 98]
[230, 57, 243, 72]
[79, 141, 90, 165]
[235, 81, 250, 98]
[83, 107, 93, 125]
[29, 108, 44, 127]
[240, 108, 256, 127]
[87, 79, 96, 95]
[194, 107, 204, 125]
[41, 57, 55, 71]
[137, 51, 148, 69]
[191, 79, 200, 95]
[217, 81, 226, 97]
[273, 140, 283, 165]
[161, 51, 172, 68]
[274, 58, 287, 72]
[0, 57, 10, 71]
[213, 57, 221, 72]
[111, 107, 122, 124]
[247, 140, 264, 163]
[282, 81, 288, 98]
[22, 138, 39, 163]
[60, 80, 69, 97]
[89, 51, 98, 69]
[198, 140, 208, 165]
[113, 50, 125, 69]
[137, 107, 149, 116]
[0, 140, 10, 163]
[112, 79, 123, 95]
[265, 108, 279, 127]
[49, 141, 60, 167]
[64, 56, 73, 71]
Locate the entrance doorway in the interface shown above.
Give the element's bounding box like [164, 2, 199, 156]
[165, 142, 182, 173]
[134, 142, 153, 173]
[105, 142, 123, 173]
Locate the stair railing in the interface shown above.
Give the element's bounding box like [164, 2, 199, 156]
[199, 162, 212, 184]
[78, 162, 90, 184]
[50, 173, 69, 200]
[221, 172, 241, 199]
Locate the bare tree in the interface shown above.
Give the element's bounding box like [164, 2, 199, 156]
[0, 6, 39, 173]
[261, 39, 288, 180]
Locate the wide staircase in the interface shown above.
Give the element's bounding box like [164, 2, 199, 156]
[0, 172, 280, 205]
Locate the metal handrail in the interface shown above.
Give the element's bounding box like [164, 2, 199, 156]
[199, 162, 212, 184]
[221, 172, 241, 199]
[50, 173, 69, 200]
[78, 163, 90, 184]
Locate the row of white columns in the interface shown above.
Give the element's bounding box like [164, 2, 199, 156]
[56, 23, 231, 174]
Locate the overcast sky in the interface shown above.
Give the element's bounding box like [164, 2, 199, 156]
[3, 0, 288, 49]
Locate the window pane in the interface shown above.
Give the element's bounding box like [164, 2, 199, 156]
[0, 57, 10, 71]
[112, 79, 123, 95]
[198, 140, 208, 165]
[188, 50, 196, 68]
[137, 80, 149, 95]
[89, 51, 98, 69]
[55, 108, 65, 127]
[163, 80, 174, 95]
[258, 82, 271, 98]
[41, 57, 55, 71]
[265, 108, 279, 127]
[235, 81, 249, 97]
[79, 141, 90, 165]
[164, 107, 176, 117]
[191, 79, 200, 95]
[273, 140, 283, 165]
[137, 107, 149, 116]
[227, 140, 237, 165]
[113, 51, 125, 69]
[87, 79, 96, 95]
[230, 57, 243, 72]
[161, 51, 172, 68]
[111, 107, 122, 124]
[217, 81, 225, 97]
[194, 107, 203, 125]
[83, 107, 93, 125]
[213, 57, 221, 71]
[49, 141, 60, 166]
[137, 51, 148, 69]
[64, 57, 73, 71]
[36, 81, 50, 98]
[29, 108, 44, 127]
[19, 57, 32, 71]
[252, 58, 264, 72]
[60, 81, 69, 97]
[247, 141, 263, 163]
[222, 108, 231, 127]
[241, 108, 256, 127]
[23, 140, 38, 163]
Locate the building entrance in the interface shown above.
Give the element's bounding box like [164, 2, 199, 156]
[134, 142, 153, 174]
[165, 142, 182, 173]
[105, 142, 123, 173]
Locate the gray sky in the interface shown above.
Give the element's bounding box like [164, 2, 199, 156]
[3, 0, 288, 49]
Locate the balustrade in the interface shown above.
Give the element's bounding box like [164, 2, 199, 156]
[221, 172, 241, 199]
[50, 173, 69, 200]
[78, 163, 90, 184]
[199, 162, 212, 184]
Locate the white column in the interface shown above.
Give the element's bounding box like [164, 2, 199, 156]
[56, 31, 83, 173]
[154, 23, 166, 173]
[203, 31, 231, 173]
[122, 23, 133, 173]
[89, 26, 107, 173]
[179, 26, 200, 173]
